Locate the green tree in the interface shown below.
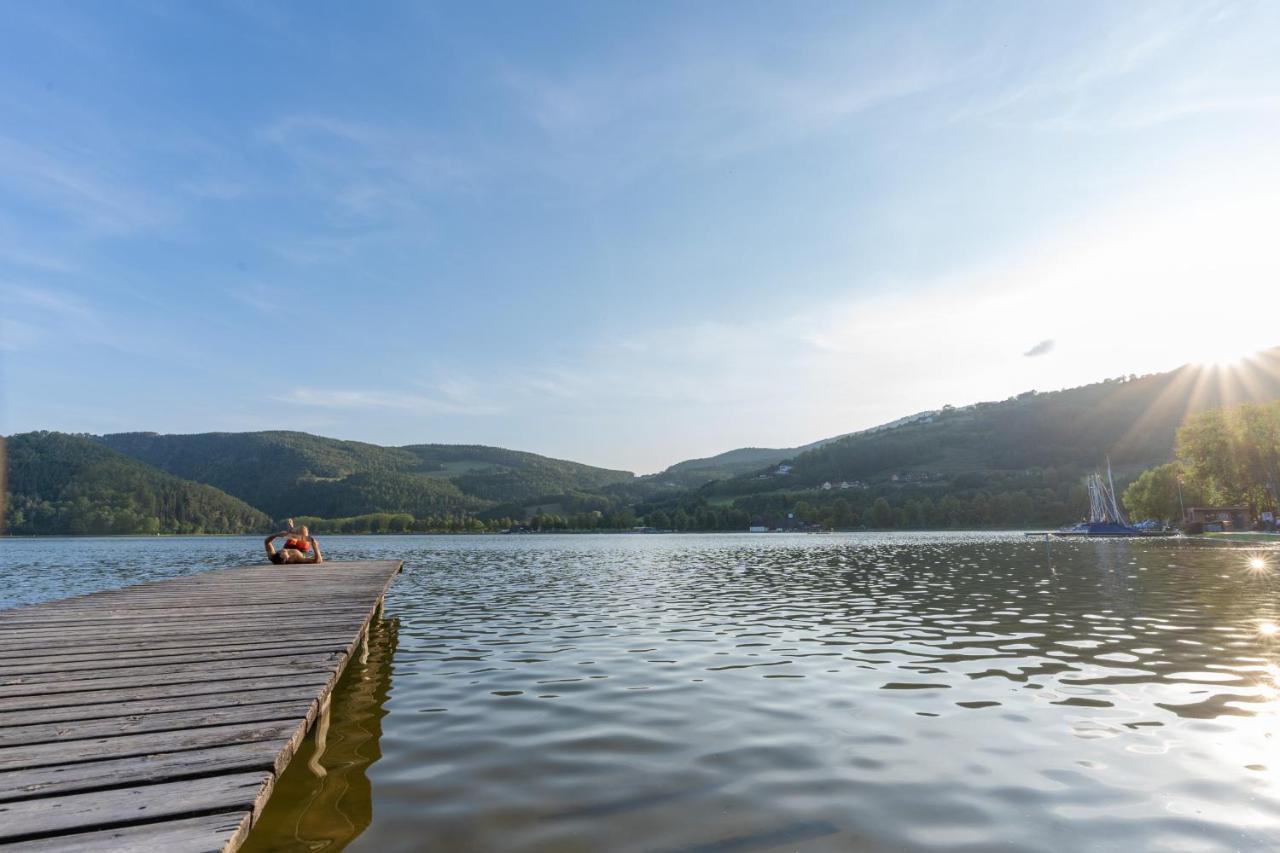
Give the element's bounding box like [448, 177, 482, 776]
[1177, 401, 1280, 511]
[871, 497, 893, 528]
[1122, 462, 1190, 523]
[829, 498, 854, 529]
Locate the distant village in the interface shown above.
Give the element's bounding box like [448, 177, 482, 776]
[758, 463, 942, 490]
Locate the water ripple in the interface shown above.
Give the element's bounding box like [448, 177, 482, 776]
[8, 532, 1280, 851]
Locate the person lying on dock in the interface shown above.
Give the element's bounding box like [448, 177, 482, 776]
[264, 525, 324, 564]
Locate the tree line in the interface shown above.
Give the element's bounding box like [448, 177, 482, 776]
[1123, 401, 1280, 523]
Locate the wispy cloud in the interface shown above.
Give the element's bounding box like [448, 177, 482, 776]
[0, 135, 175, 235]
[278, 387, 503, 417]
[2, 284, 92, 318]
[1024, 339, 1055, 358]
[497, 24, 946, 188]
[0, 317, 42, 352]
[261, 115, 472, 223]
[0, 283, 95, 351]
[179, 177, 251, 201]
[950, 2, 1280, 132]
[228, 281, 296, 315]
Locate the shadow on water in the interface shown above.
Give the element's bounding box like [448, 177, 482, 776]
[242, 615, 399, 853]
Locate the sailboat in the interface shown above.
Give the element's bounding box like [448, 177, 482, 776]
[1054, 459, 1148, 537]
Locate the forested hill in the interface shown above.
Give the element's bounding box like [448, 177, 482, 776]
[99, 431, 635, 520]
[650, 411, 940, 487]
[11, 353, 1280, 535]
[5, 432, 270, 535]
[706, 351, 1280, 501]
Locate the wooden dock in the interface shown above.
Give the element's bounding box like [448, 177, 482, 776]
[0, 560, 402, 852]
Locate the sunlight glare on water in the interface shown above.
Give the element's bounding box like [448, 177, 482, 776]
[5, 533, 1280, 852]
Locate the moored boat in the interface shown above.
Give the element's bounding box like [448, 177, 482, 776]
[1052, 460, 1162, 537]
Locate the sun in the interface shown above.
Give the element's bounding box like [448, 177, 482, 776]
[1192, 339, 1259, 368]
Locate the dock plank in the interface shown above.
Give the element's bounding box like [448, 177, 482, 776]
[0, 740, 294, 804]
[0, 698, 318, 748]
[0, 559, 400, 851]
[0, 637, 357, 674]
[0, 685, 327, 729]
[13, 813, 252, 853]
[0, 771, 271, 845]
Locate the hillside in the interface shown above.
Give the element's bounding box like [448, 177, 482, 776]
[650, 447, 799, 487]
[667, 352, 1280, 529]
[651, 411, 940, 487]
[4, 432, 271, 534]
[11, 353, 1280, 535]
[99, 431, 635, 520]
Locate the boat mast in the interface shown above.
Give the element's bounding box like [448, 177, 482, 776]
[1105, 457, 1127, 525]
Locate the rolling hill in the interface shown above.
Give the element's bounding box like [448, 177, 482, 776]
[10, 352, 1280, 534]
[711, 354, 1280, 496]
[653, 351, 1280, 529]
[4, 431, 271, 534]
[98, 431, 635, 520]
[649, 411, 940, 487]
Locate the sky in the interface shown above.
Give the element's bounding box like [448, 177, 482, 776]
[2, 1, 1280, 473]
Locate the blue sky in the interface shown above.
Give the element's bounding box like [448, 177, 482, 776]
[3, 1, 1279, 472]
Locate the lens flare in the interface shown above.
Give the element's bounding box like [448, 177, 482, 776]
[1249, 556, 1269, 572]
[1259, 622, 1279, 637]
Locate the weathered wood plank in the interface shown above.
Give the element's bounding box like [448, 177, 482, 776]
[0, 771, 271, 844]
[0, 634, 357, 667]
[0, 719, 303, 772]
[0, 659, 339, 700]
[0, 648, 346, 685]
[0, 627, 363, 656]
[0, 697, 318, 748]
[0, 672, 333, 714]
[10, 812, 252, 853]
[0, 684, 325, 729]
[0, 612, 372, 638]
[0, 739, 296, 804]
[0, 604, 374, 628]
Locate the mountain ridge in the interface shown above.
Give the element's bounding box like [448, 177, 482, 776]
[9, 351, 1280, 533]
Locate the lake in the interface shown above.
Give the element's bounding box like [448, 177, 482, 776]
[4, 532, 1280, 852]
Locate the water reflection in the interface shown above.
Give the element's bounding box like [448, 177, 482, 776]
[242, 615, 399, 853]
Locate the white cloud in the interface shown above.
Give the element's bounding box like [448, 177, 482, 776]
[279, 387, 503, 417]
[951, 2, 1280, 133]
[0, 135, 175, 235]
[496, 25, 946, 190]
[261, 115, 471, 223]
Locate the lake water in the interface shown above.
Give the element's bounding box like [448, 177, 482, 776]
[4, 532, 1280, 852]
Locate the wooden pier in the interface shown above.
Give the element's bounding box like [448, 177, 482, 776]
[0, 560, 402, 852]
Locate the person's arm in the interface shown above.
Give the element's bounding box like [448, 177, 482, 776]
[264, 530, 287, 555]
[310, 536, 323, 563]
